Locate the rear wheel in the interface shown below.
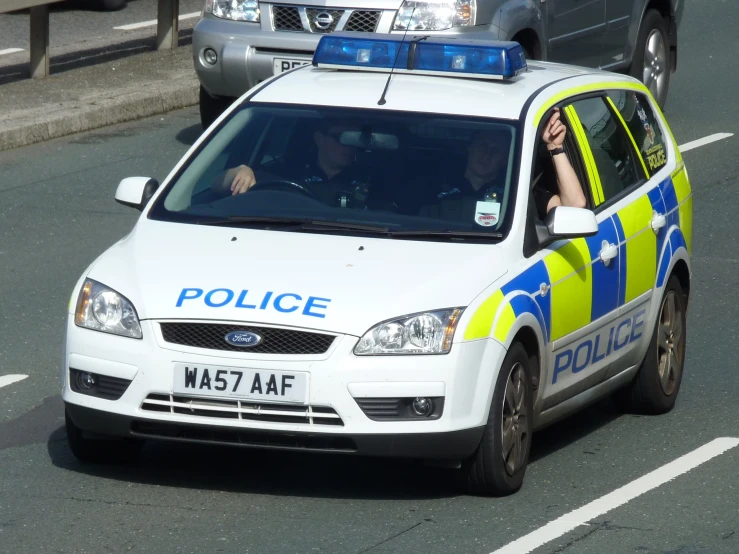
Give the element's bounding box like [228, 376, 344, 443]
[65, 409, 143, 464]
[615, 274, 687, 414]
[464, 342, 533, 496]
[199, 86, 235, 130]
[630, 9, 671, 108]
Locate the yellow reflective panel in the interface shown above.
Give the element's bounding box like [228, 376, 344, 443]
[493, 302, 516, 343]
[672, 164, 692, 203]
[464, 289, 505, 341]
[544, 238, 592, 341]
[679, 195, 693, 255]
[617, 195, 657, 302]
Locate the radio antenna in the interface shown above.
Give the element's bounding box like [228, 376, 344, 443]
[378, 6, 417, 106]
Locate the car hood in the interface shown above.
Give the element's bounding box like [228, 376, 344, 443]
[86, 221, 508, 337]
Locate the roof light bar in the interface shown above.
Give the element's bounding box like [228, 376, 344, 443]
[312, 33, 527, 80]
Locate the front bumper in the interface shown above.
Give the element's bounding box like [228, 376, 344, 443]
[193, 13, 500, 99]
[62, 317, 507, 460]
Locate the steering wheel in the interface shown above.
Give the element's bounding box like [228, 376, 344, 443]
[247, 179, 319, 200]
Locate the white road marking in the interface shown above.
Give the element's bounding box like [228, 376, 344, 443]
[0, 48, 24, 56]
[679, 132, 734, 153]
[0, 374, 28, 389]
[114, 11, 201, 31]
[490, 437, 739, 554]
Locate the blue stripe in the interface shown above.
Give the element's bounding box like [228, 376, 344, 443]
[670, 228, 687, 254]
[613, 214, 628, 307]
[509, 295, 548, 345]
[585, 218, 620, 322]
[659, 177, 679, 212]
[657, 238, 672, 288]
[501, 260, 551, 343]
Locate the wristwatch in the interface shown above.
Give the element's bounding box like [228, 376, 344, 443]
[549, 147, 565, 156]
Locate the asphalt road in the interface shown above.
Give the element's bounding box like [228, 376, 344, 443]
[1, 1, 738, 553]
[0, 0, 203, 55]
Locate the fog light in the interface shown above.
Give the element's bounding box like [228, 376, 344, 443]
[411, 397, 433, 417]
[203, 48, 218, 65]
[76, 371, 96, 391]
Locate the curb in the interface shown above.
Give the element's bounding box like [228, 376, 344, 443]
[0, 78, 200, 152]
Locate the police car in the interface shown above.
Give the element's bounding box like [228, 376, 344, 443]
[63, 33, 692, 496]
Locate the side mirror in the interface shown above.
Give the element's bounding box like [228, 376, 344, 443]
[115, 177, 159, 211]
[536, 206, 598, 248]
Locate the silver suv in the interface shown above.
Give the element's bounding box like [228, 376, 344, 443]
[193, 0, 683, 127]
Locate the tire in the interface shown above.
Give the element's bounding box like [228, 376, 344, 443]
[615, 274, 687, 415]
[65, 409, 143, 464]
[94, 0, 127, 11]
[463, 342, 534, 496]
[629, 9, 671, 109]
[199, 86, 234, 130]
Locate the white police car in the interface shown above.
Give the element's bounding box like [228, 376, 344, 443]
[63, 33, 692, 496]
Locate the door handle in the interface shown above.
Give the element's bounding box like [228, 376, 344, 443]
[651, 211, 666, 233]
[599, 240, 618, 267]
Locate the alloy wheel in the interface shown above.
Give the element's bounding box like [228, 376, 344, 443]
[501, 362, 528, 476]
[657, 290, 684, 396]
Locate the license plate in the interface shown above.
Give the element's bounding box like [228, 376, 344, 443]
[172, 363, 307, 404]
[273, 58, 310, 75]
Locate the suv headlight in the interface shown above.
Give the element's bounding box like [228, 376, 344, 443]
[205, 0, 260, 22]
[393, 1, 476, 31]
[75, 279, 143, 339]
[354, 308, 464, 355]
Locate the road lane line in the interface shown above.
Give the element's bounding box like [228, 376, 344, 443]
[490, 437, 739, 554]
[0, 374, 28, 389]
[0, 48, 24, 56]
[114, 11, 202, 31]
[679, 133, 733, 153]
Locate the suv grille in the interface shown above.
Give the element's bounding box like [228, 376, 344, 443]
[159, 322, 336, 355]
[272, 5, 381, 33]
[345, 11, 381, 33]
[272, 6, 303, 31]
[142, 394, 344, 426]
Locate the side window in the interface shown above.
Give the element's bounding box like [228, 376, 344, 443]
[608, 90, 668, 174]
[569, 96, 645, 205]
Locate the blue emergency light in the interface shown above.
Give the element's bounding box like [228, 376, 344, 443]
[312, 33, 527, 80]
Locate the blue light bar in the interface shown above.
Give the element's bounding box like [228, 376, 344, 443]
[312, 33, 527, 80]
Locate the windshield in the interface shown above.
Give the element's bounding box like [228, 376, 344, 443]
[149, 104, 521, 240]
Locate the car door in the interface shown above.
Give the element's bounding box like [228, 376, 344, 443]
[600, 0, 635, 68]
[546, 0, 606, 68]
[536, 103, 622, 411]
[566, 91, 667, 382]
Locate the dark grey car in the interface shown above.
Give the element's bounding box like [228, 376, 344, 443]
[193, 0, 684, 127]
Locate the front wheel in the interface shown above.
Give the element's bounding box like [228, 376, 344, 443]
[615, 274, 687, 414]
[630, 9, 671, 108]
[65, 409, 143, 464]
[463, 342, 533, 496]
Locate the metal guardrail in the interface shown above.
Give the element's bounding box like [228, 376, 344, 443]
[1, 0, 183, 79]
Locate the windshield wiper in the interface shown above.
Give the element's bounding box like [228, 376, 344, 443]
[195, 216, 389, 233]
[388, 230, 504, 239]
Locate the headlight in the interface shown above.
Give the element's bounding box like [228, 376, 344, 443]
[205, 0, 260, 22]
[393, 1, 476, 31]
[354, 308, 464, 355]
[75, 279, 142, 339]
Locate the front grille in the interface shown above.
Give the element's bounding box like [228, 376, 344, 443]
[142, 394, 344, 426]
[306, 8, 343, 33]
[159, 322, 335, 355]
[273, 5, 303, 31]
[70, 369, 132, 401]
[345, 10, 381, 32]
[131, 420, 356, 451]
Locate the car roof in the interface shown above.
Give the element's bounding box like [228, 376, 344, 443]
[248, 60, 637, 122]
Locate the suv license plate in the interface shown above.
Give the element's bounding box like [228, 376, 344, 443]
[273, 58, 310, 75]
[172, 363, 307, 404]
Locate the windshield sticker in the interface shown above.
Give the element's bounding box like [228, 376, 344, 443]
[475, 201, 501, 227]
[176, 288, 331, 318]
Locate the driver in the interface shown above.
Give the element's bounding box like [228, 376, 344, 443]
[217, 118, 372, 208]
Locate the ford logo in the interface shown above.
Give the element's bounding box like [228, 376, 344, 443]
[314, 12, 334, 30]
[224, 331, 263, 347]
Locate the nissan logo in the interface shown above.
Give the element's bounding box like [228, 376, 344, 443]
[314, 12, 334, 30]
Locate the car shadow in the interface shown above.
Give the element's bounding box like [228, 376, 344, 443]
[46, 396, 625, 500]
[176, 123, 204, 146]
